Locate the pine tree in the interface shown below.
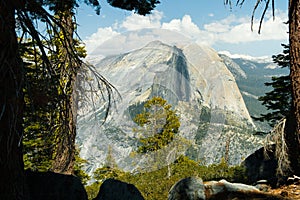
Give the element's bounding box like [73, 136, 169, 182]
[21, 40, 54, 171]
[93, 146, 126, 182]
[21, 33, 87, 172]
[0, 0, 160, 198]
[134, 97, 180, 153]
[254, 44, 291, 126]
[49, 9, 86, 173]
[73, 147, 90, 185]
[225, 0, 300, 178]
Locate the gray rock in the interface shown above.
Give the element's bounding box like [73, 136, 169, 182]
[242, 145, 278, 186]
[168, 177, 205, 200]
[93, 179, 144, 200]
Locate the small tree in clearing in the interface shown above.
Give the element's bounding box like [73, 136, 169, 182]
[133, 96, 180, 153]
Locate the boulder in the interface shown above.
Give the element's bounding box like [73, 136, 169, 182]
[93, 179, 144, 200]
[242, 145, 278, 186]
[25, 170, 88, 200]
[168, 177, 205, 200]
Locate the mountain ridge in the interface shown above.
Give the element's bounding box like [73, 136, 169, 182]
[76, 40, 264, 175]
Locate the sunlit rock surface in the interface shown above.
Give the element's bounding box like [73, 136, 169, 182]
[76, 39, 263, 175]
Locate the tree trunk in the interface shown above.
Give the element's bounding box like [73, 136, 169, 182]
[288, 0, 300, 176]
[0, 1, 26, 199]
[51, 88, 77, 174]
[51, 9, 78, 174]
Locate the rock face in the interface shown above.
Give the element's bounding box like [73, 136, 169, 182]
[93, 179, 144, 200]
[25, 170, 88, 200]
[77, 40, 263, 174]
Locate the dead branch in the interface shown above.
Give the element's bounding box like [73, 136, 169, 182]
[264, 118, 291, 176]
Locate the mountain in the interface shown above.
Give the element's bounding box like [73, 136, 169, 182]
[76, 40, 264, 175]
[219, 53, 289, 131]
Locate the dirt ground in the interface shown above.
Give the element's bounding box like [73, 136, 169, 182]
[268, 181, 300, 199]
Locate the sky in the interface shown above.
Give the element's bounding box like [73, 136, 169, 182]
[75, 0, 289, 58]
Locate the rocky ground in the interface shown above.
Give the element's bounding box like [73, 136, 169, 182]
[168, 176, 300, 200]
[253, 176, 300, 200]
[268, 181, 300, 199]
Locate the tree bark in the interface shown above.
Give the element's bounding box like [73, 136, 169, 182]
[288, 0, 300, 176]
[0, 1, 26, 199]
[51, 9, 78, 174]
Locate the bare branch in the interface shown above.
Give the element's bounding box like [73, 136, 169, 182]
[272, 0, 275, 20]
[251, 0, 261, 32]
[225, 0, 275, 33]
[258, 0, 270, 34]
[76, 63, 121, 124]
[236, 0, 245, 7]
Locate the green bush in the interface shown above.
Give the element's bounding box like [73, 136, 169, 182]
[86, 156, 248, 200]
[85, 182, 101, 200]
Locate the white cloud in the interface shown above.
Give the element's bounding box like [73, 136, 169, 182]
[204, 22, 231, 33]
[203, 14, 247, 33]
[162, 15, 200, 36]
[121, 10, 163, 30]
[90, 29, 193, 58]
[84, 27, 120, 54]
[206, 10, 288, 44]
[218, 50, 272, 62]
[162, 15, 214, 46]
[84, 11, 163, 54]
[84, 10, 288, 56]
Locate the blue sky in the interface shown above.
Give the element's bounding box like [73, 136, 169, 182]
[76, 0, 288, 58]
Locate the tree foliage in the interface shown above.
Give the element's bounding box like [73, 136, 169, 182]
[133, 97, 180, 153]
[107, 0, 160, 15]
[20, 0, 159, 174]
[0, 0, 160, 198]
[93, 146, 128, 184]
[254, 44, 291, 126]
[21, 32, 91, 185]
[21, 18, 87, 172]
[21, 40, 56, 171]
[73, 147, 91, 185]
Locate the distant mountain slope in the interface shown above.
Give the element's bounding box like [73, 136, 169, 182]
[76, 40, 264, 175]
[219, 53, 289, 131]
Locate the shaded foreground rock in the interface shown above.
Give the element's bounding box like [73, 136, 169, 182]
[93, 179, 144, 200]
[168, 177, 292, 200]
[243, 145, 278, 186]
[25, 170, 88, 200]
